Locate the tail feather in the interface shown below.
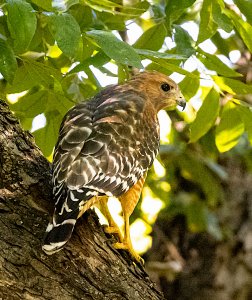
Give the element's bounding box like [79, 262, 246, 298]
[42, 188, 94, 255]
[42, 218, 77, 255]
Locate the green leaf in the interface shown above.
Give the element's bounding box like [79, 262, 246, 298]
[6, 0, 37, 53]
[237, 106, 252, 145]
[33, 111, 62, 157]
[52, 0, 79, 12]
[197, 0, 218, 44]
[96, 11, 126, 31]
[135, 49, 186, 60]
[0, 37, 17, 83]
[198, 49, 242, 77]
[213, 76, 252, 95]
[9, 90, 48, 118]
[48, 13, 81, 58]
[187, 200, 208, 232]
[147, 57, 199, 78]
[7, 65, 35, 93]
[69, 52, 110, 74]
[31, 0, 52, 11]
[234, 0, 252, 25]
[86, 30, 143, 68]
[178, 152, 222, 206]
[212, 0, 233, 33]
[85, 0, 148, 17]
[23, 59, 62, 88]
[211, 31, 234, 57]
[173, 25, 195, 57]
[7, 59, 61, 93]
[47, 91, 73, 117]
[133, 23, 167, 51]
[226, 10, 252, 53]
[215, 104, 244, 152]
[190, 88, 220, 143]
[179, 70, 200, 101]
[165, 0, 196, 25]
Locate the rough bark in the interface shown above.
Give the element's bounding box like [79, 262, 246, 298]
[0, 99, 164, 300]
[145, 156, 252, 300]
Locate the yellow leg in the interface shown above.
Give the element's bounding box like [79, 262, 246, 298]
[98, 196, 123, 242]
[114, 174, 147, 264]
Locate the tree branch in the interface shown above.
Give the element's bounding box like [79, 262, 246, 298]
[0, 99, 164, 300]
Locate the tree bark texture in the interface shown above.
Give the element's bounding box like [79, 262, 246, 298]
[145, 156, 252, 300]
[0, 99, 164, 300]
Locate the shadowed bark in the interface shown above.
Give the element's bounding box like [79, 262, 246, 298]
[0, 99, 164, 300]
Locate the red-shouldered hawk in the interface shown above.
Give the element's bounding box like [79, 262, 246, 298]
[42, 71, 186, 263]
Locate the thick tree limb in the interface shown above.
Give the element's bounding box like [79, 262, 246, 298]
[0, 100, 164, 300]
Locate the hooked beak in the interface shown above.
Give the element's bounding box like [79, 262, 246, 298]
[176, 97, 186, 111]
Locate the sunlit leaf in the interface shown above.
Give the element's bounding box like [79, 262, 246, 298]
[213, 76, 252, 95]
[0, 37, 17, 83]
[179, 70, 200, 100]
[233, 0, 252, 28]
[52, 0, 79, 12]
[9, 90, 48, 118]
[69, 52, 110, 74]
[86, 30, 143, 68]
[7, 59, 61, 93]
[212, 0, 233, 33]
[133, 23, 167, 51]
[237, 106, 252, 145]
[85, 0, 147, 17]
[136, 49, 186, 60]
[190, 88, 220, 143]
[147, 57, 198, 78]
[48, 13, 82, 58]
[215, 104, 244, 152]
[6, 0, 37, 53]
[174, 25, 195, 57]
[7, 65, 35, 93]
[211, 31, 234, 57]
[197, 0, 218, 44]
[33, 111, 62, 157]
[198, 49, 241, 77]
[31, 0, 52, 11]
[226, 10, 252, 53]
[165, 0, 196, 25]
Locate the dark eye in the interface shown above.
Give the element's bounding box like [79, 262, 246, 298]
[161, 83, 171, 92]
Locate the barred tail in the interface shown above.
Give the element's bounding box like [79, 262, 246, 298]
[42, 188, 94, 255]
[42, 209, 79, 255]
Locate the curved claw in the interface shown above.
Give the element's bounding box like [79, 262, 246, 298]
[104, 225, 124, 243]
[113, 241, 144, 265]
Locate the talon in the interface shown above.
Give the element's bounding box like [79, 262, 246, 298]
[104, 225, 123, 242]
[113, 241, 144, 264]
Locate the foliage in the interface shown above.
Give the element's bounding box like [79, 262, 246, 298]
[0, 0, 252, 248]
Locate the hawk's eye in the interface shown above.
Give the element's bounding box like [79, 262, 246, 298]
[161, 83, 170, 92]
